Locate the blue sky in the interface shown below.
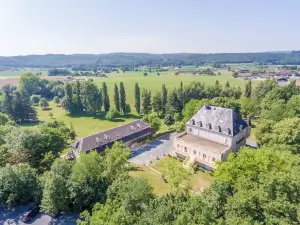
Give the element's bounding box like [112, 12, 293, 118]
[0, 0, 299, 55]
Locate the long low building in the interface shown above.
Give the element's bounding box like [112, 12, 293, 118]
[71, 119, 152, 158]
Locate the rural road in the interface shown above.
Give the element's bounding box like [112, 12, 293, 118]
[129, 132, 176, 165]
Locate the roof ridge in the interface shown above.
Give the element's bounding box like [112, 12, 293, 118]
[81, 119, 145, 140]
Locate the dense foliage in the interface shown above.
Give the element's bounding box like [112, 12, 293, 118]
[2, 52, 300, 68]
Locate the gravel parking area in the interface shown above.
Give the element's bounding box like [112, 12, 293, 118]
[129, 132, 176, 165]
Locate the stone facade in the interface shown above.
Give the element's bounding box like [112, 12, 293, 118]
[172, 105, 250, 170]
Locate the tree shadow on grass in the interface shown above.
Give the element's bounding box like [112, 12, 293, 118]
[19, 121, 41, 128]
[41, 107, 52, 111]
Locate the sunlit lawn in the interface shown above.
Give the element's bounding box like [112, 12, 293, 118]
[129, 165, 171, 196]
[129, 157, 213, 196]
[152, 156, 213, 192]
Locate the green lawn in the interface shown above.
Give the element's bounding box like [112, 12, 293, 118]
[152, 156, 213, 192]
[129, 165, 171, 196]
[92, 69, 255, 107]
[129, 157, 213, 196]
[20, 68, 260, 139]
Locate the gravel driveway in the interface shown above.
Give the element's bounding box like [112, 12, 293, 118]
[129, 132, 176, 165]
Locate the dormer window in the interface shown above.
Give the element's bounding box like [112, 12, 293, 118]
[207, 123, 212, 129]
[199, 121, 202, 127]
[218, 125, 222, 132]
[191, 119, 195, 125]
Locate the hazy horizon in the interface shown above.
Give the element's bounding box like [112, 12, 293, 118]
[1, 0, 300, 56]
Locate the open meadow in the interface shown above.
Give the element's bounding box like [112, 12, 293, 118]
[17, 69, 259, 138]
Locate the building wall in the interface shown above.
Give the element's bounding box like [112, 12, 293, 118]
[186, 124, 232, 146]
[172, 134, 224, 168]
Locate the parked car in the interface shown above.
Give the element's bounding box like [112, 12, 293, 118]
[21, 206, 40, 223]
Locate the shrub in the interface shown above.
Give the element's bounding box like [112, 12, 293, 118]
[105, 108, 120, 121]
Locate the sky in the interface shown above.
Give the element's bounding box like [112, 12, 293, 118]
[0, 0, 300, 56]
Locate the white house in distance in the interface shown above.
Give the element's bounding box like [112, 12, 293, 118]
[172, 105, 250, 171]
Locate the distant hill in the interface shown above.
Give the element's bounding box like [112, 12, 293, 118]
[1, 52, 300, 68]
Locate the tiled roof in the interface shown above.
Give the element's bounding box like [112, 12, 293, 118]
[187, 105, 248, 136]
[72, 119, 151, 153]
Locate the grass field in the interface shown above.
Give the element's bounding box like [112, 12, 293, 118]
[92, 69, 254, 107]
[16, 68, 259, 139]
[129, 156, 213, 196]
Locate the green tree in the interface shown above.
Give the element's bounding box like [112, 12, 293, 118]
[143, 113, 161, 134]
[256, 117, 300, 154]
[62, 83, 74, 113]
[81, 81, 102, 114]
[39, 98, 49, 109]
[102, 82, 110, 113]
[213, 146, 300, 224]
[1, 84, 16, 118]
[152, 91, 163, 116]
[141, 89, 152, 115]
[0, 164, 40, 206]
[75, 81, 83, 112]
[165, 157, 190, 191]
[134, 83, 141, 115]
[252, 79, 278, 99]
[19, 72, 41, 95]
[161, 84, 168, 116]
[53, 96, 60, 106]
[244, 80, 252, 97]
[164, 113, 175, 129]
[119, 82, 126, 115]
[113, 83, 120, 112]
[11, 91, 37, 123]
[30, 94, 41, 105]
[40, 159, 73, 215]
[105, 108, 120, 121]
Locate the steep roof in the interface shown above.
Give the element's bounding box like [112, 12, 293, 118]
[187, 105, 248, 137]
[72, 119, 151, 153]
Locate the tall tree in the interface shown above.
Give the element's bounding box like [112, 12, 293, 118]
[244, 80, 252, 98]
[1, 84, 15, 118]
[141, 89, 152, 115]
[113, 83, 120, 112]
[40, 159, 73, 215]
[119, 82, 126, 115]
[152, 91, 163, 116]
[81, 81, 102, 114]
[19, 72, 41, 95]
[134, 83, 141, 115]
[11, 91, 37, 123]
[62, 83, 74, 113]
[75, 81, 83, 112]
[102, 82, 110, 113]
[164, 113, 175, 129]
[161, 84, 168, 116]
[0, 164, 40, 206]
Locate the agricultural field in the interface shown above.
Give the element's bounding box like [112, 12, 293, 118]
[19, 68, 258, 138]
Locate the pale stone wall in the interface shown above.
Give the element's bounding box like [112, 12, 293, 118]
[173, 133, 228, 169]
[186, 124, 232, 146]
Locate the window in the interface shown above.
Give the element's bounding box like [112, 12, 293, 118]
[193, 150, 196, 154]
[203, 154, 206, 158]
[212, 157, 215, 162]
[189, 128, 192, 133]
[191, 119, 195, 125]
[184, 147, 187, 152]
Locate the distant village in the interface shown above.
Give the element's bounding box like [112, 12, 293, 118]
[233, 67, 300, 83]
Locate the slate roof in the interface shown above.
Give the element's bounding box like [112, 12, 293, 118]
[72, 119, 151, 153]
[187, 105, 248, 137]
